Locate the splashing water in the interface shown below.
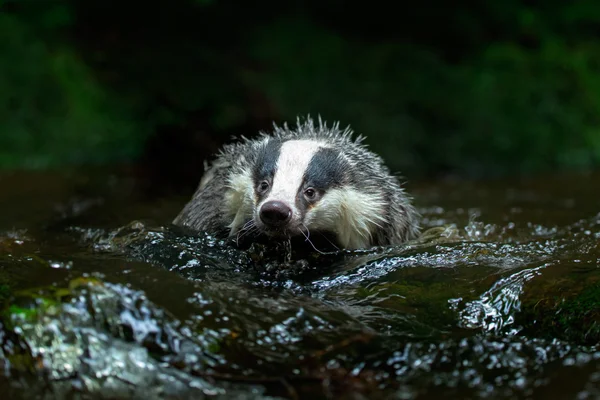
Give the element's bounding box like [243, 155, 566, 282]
[0, 169, 599, 399]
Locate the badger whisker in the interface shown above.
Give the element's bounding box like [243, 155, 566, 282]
[239, 224, 258, 239]
[300, 224, 327, 255]
[317, 232, 340, 251]
[236, 220, 258, 244]
[236, 227, 254, 243]
[241, 219, 256, 231]
[172, 116, 420, 251]
[301, 223, 310, 241]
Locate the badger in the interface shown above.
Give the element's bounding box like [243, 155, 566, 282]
[173, 117, 420, 250]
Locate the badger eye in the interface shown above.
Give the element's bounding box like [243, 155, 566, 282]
[257, 180, 270, 193]
[304, 187, 317, 201]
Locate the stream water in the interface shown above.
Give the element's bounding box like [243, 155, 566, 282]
[0, 168, 598, 399]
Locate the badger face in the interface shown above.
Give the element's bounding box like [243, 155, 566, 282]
[225, 138, 388, 250]
[253, 139, 345, 236]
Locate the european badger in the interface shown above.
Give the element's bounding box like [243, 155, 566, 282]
[173, 117, 419, 250]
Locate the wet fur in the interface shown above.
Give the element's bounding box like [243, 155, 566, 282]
[173, 117, 420, 250]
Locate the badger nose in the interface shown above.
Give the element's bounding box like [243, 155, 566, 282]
[260, 201, 292, 227]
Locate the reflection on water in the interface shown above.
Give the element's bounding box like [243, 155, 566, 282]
[0, 169, 598, 399]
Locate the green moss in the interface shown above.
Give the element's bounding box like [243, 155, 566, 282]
[519, 280, 600, 345]
[352, 272, 480, 334]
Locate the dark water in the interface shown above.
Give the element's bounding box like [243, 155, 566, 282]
[0, 169, 599, 399]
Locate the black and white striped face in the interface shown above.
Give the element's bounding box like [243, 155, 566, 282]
[225, 138, 389, 249]
[252, 138, 347, 235]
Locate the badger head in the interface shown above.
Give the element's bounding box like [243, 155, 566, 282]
[224, 138, 388, 250]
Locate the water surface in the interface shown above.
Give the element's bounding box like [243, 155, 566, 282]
[0, 169, 598, 399]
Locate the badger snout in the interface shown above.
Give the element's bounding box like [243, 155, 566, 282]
[259, 200, 292, 228]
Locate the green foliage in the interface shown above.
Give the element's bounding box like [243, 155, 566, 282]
[0, 13, 143, 168]
[1, 1, 600, 176]
[247, 19, 600, 176]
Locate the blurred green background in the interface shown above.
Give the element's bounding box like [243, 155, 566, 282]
[2, 0, 600, 185]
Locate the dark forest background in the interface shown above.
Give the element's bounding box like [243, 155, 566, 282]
[2, 0, 600, 193]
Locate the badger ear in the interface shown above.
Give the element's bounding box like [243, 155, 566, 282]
[198, 159, 230, 191]
[224, 167, 255, 236]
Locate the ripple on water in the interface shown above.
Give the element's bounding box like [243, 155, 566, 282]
[1, 172, 599, 399]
